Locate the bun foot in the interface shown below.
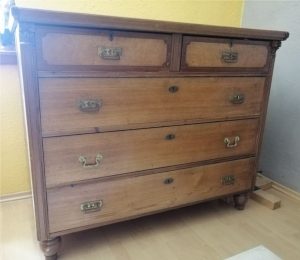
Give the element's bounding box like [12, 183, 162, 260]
[233, 193, 248, 210]
[40, 237, 61, 260]
[46, 255, 58, 260]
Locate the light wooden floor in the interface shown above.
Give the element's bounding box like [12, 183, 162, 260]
[1, 189, 300, 260]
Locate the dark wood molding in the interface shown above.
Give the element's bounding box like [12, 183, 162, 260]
[270, 40, 282, 57]
[11, 7, 289, 41]
[15, 22, 49, 241]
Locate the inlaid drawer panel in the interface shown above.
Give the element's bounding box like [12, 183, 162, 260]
[47, 158, 255, 233]
[36, 27, 171, 70]
[40, 77, 265, 136]
[43, 119, 259, 187]
[182, 36, 270, 71]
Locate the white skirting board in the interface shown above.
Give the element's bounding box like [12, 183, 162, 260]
[225, 245, 281, 260]
[0, 191, 32, 203]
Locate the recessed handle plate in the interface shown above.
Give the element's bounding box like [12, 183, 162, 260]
[221, 51, 238, 63]
[80, 200, 103, 213]
[98, 46, 122, 60]
[79, 99, 102, 113]
[222, 175, 235, 185]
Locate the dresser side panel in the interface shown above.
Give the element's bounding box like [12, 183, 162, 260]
[15, 23, 49, 241]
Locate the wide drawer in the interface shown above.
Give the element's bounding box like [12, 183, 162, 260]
[181, 36, 270, 71]
[47, 158, 255, 233]
[40, 77, 265, 136]
[36, 27, 171, 71]
[43, 119, 259, 187]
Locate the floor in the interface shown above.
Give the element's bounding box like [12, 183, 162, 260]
[1, 189, 300, 260]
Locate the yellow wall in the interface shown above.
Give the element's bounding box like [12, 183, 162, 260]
[0, 0, 244, 196]
[16, 0, 243, 26]
[0, 66, 30, 195]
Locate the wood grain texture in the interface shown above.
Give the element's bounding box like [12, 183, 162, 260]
[47, 158, 255, 233]
[36, 27, 171, 71]
[43, 119, 259, 187]
[11, 7, 289, 41]
[251, 189, 281, 210]
[40, 77, 265, 136]
[12, 7, 288, 259]
[170, 34, 182, 72]
[182, 37, 269, 71]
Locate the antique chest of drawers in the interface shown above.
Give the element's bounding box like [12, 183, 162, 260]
[12, 7, 288, 260]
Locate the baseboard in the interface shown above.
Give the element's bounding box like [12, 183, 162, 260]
[0, 191, 32, 203]
[257, 173, 300, 201]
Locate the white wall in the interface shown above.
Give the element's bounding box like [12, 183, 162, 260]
[242, 0, 300, 192]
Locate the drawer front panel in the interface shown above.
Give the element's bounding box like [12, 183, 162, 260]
[40, 77, 265, 136]
[47, 158, 255, 233]
[43, 119, 259, 187]
[182, 37, 269, 71]
[36, 27, 171, 70]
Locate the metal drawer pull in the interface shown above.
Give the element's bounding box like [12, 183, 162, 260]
[222, 175, 235, 185]
[168, 85, 179, 93]
[78, 154, 103, 168]
[165, 133, 175, 140]
[79, 99, 102, 113]
[81, 200, 103, 213]
[221, 51, 238, 63]
[230, 94, 245, 104]
[164, 177, 174, 185]
[224, 136, 240, 148]
[98, 46, 122, 60]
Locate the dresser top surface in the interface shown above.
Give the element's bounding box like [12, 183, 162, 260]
[11, 7, 289, 41]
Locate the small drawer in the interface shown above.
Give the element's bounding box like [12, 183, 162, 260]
[43, 119, 259, 187]
[39, 77, 265, 136]
[181, 36, 270, 71]
[36, 26, 171, 71]
[47, 158, 255, 233]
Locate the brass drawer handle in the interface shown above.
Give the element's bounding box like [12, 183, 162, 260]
[221, 51, 238, 63]
[224, 136, 240, 148]
[222, 175, 235, 185]
[165, 133, 176, 140]
[168, 85, 179, 93]
[81, 200, 103, 213]
[78, 154, 103, 168]
[230, 94, 245, 104]
[164, 177, 174, 185]
[79, 99, 102, 113]
[98, 46, 122, 60]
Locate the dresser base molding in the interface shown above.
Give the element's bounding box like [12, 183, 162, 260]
[40, 237, 61, 260]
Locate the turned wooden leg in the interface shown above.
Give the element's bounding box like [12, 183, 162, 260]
[40, 237, 61, 260]
[233, 193, 249, 210]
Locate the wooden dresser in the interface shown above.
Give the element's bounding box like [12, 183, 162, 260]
[12, 7, 288, 260]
